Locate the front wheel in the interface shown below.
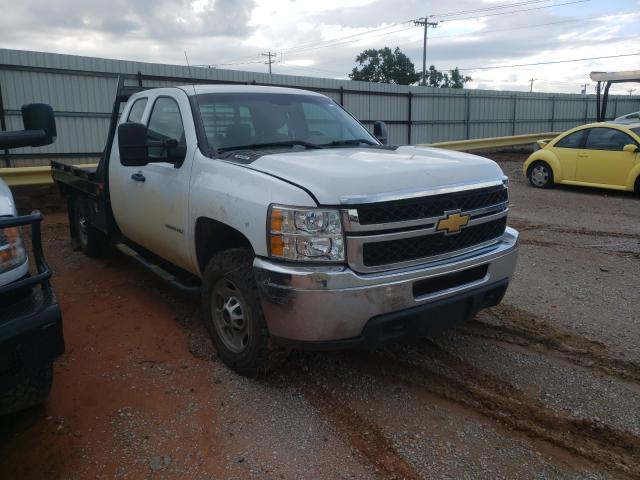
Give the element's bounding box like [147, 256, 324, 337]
[528, 161, 554, 188]
[201, 248, 289, 377]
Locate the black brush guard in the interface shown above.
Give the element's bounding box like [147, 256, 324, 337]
[0, 211, 52, 297]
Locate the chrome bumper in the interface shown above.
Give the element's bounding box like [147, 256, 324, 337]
[254, 227, 519, 343]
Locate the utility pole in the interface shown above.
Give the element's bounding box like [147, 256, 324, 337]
[581, 83, 587, 95]
[529, 78, 537, 93]
[629, 88, 636, 96]
[262, 51, 277, 74]
[414, 16, 438, 86]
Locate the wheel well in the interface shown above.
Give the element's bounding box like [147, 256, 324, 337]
[195, 217, 253, 274]
[635, 175, 640, 194]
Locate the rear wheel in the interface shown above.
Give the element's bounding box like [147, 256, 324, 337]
[201, 248, 289, 377]
[73, 198, 106, 257]
[528, 161, 554, 188]
[635, 177, 640, 196]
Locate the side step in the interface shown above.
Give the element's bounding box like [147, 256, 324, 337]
[115, 243, 201, 295]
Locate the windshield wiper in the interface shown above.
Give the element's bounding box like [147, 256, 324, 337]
[322, 139, 378, 147]
[218, 140, 323, 152]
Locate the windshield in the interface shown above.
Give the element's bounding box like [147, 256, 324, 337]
[194, 92, 378, 152]
[632, 127, 640, 137]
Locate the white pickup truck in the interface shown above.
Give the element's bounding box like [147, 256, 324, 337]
[53, 79, 519, 376]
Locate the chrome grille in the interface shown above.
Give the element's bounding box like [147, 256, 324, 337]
[356, 185, 508, 225]
[362, 217, 507, 267]
[342, 183, 509, 273]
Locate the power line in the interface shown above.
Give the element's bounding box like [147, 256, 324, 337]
[437, 0, 592, 22]
[454, 52, 640, 71]
[249, 0, 588, 61]
[276, 22, 414, 56]
[430, 0, 557, 18]
[269, 0, 592, 61]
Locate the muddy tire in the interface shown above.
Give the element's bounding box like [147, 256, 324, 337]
[0, 363, 53, 415]
[73, 198, 106, 257]
[527, 161, 554, 189]
[201, 248, 289, 377]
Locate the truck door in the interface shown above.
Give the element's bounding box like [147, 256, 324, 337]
[109, 90, 195, 272]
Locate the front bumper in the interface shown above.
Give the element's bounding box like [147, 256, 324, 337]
[0, 211, 65, 388]
[254, 227, 519, 346]
[0, 288, 64, 388]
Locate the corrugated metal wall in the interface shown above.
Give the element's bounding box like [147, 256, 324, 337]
[1, 48, 639, 167]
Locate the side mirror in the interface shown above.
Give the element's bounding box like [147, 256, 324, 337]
[22, 104, 57, 146]
[118, 122, 149, 167]
[623, 144, 639, 153]
[373, 121, 388, 145]
[0, 103, 57, 150]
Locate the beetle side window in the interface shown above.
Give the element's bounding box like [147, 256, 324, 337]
[127, 98, 148, 123]
[147, 97, 185, 159]
[555, 130, 586, 149]
[584, 128, 635, 151]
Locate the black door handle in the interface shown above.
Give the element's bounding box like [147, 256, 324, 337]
[131, 172, 146, 182]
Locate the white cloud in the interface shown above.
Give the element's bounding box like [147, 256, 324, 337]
[0, 0, 638, 93]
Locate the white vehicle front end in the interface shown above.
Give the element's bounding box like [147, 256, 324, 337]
[0, 179, 29, 287]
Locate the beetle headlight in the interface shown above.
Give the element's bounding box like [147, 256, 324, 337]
[268, 206, 344, 262]
[0, 226, 27, 273]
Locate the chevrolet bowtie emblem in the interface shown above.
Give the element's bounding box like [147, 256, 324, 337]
[436, 211, 470, 235]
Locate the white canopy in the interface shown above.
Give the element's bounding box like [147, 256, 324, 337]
[590, 70, 640, 82]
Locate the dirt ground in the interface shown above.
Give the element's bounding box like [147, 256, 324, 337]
[1, 151, 639, 479]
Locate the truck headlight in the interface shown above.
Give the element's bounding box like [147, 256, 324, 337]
[0, 226, 27, 273]
[268, 206, 344, 262]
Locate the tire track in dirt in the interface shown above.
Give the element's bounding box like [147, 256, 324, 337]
[352, 345, 640, 478]
[290, 371, 422, 480]
[459, 304, 640, 385]
[510, 220, 639, 240]
[518, 238, 640, 259]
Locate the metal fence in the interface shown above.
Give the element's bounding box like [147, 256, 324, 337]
[1, 48, 639, 167]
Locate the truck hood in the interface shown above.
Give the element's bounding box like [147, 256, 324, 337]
[249, 146, 505, 205]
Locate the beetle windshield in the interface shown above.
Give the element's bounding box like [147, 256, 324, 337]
[193, 92, 378, 152]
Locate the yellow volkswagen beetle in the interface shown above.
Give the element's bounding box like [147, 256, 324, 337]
[523, 122, 640, 193]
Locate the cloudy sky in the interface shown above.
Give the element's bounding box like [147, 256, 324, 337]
[1, 0, 638, 94]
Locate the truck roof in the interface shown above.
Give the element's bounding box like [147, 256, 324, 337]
[178, 84, 324, 97]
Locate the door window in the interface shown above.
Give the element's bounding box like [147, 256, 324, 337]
[555, 130, 586, 149]
[127, 98, 148, 123]
[147, 97, 185, 159]
[584, 128, 635, 151]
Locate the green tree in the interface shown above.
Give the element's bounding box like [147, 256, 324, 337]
[426, 65, 472, 88]
[349, 47, 420, 85]
[447, 67, 472, 88]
